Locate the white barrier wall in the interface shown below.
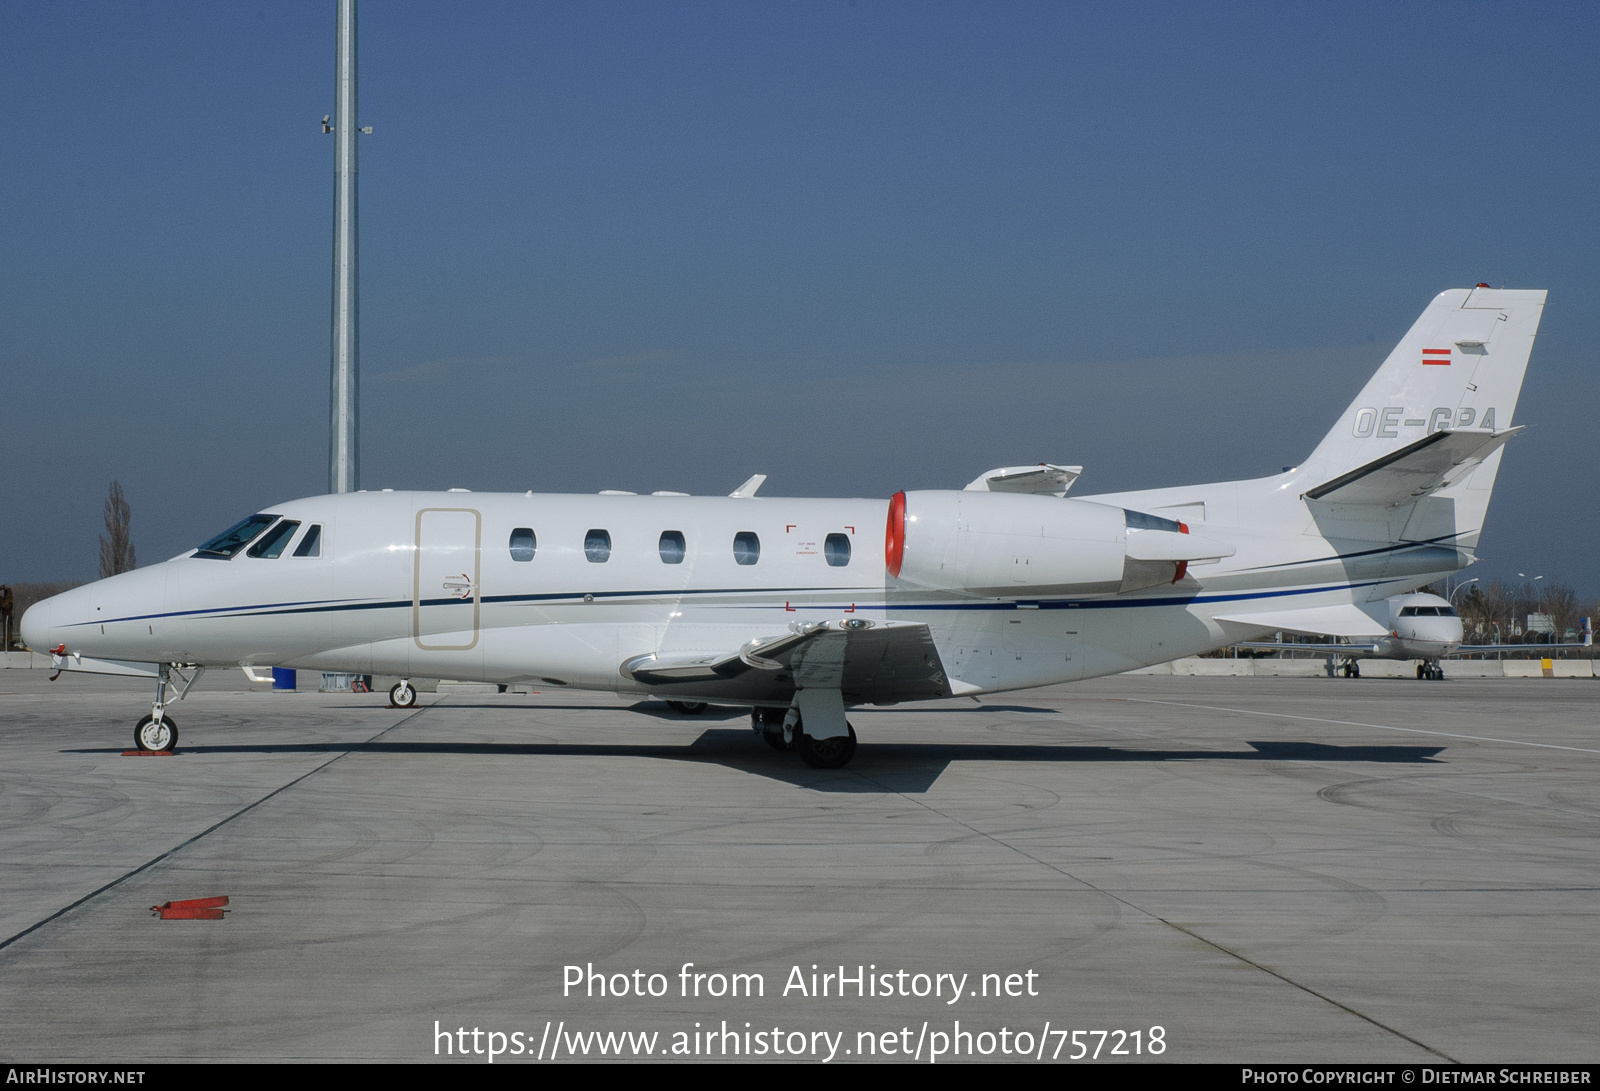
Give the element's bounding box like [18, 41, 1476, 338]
[1124, 658, 1593, 678]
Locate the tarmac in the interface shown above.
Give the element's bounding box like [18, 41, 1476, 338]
[0, 668, 1596, 1063]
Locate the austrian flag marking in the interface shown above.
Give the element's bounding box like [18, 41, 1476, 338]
[1422, 348, 1451, 365]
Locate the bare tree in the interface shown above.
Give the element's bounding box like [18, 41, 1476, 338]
[1479, 580, 1512, 642]
[1538, 582, 1579, 642]
[98, 481, 136, 578]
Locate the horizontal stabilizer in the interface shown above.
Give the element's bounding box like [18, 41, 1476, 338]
[1303, 428, 1520, 506]
[1215, 602, 1392, 639]
[965, 464, 1082, 496]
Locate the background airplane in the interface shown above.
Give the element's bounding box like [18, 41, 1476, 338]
[23, 286, 1548, 767]
[1234, 591, 1593, 679]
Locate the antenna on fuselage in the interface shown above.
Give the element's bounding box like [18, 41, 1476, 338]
[327, 0, 362, 493]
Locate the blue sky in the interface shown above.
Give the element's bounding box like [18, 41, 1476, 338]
[2, 1, 1596, 596]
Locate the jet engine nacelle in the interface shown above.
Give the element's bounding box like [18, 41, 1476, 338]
[889, 491, 1129, 597]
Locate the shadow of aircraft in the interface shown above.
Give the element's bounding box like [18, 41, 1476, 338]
[71, 730, 1444, 794]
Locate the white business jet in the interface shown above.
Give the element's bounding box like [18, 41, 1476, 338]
[23, 286, 1545, 768]
[1236, 591, 1591, 680]
[1235, 591, 1468, 679]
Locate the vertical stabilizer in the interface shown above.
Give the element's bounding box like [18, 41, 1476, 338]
[1296, 287, 1545, 549]
[1299, 288, 1545, 485]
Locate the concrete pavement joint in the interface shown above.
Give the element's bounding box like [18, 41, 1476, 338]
[844, 765, 1460, 1063]
[0, 701, 441, 955]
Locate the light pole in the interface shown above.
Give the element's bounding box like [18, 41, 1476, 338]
[1515, 573, 1544, 644]
[1449, 577, 1479, 645]
[329, 0, 361, 495]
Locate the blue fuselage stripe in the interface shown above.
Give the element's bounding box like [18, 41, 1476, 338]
[75, 578, 1395, 627]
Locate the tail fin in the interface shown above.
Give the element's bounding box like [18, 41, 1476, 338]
[1301, 287, 1546, 483]
[1294, 287, 1545, 548]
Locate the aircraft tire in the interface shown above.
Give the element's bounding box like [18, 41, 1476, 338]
[797, 724, 857, 769]
[134, 714, 177, 752]
[753, 708, 792, 750]
[667, 700, 708, 715]
[389, 681, 417, 708]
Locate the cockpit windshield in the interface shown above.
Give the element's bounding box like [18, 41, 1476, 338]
[247, 520, 301, 559]
[195, 514, 280, 560]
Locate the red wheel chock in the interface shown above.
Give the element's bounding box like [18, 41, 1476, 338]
[152, 896, 229, 920]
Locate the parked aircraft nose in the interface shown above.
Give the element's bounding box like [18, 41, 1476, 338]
[19, 597, 53, 652]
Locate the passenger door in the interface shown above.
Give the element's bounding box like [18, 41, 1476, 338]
[413, 508, 481, 651]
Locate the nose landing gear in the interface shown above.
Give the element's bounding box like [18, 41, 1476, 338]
[132, 663, 201, 751]
[389, 679, 418, 708]
[134, 713, 177, 752]
[1417, 661, 1445, 680]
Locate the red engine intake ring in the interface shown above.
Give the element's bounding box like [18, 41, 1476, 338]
[885, 491, 906, 579]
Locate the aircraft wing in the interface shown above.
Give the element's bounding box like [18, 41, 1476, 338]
[1302, 427, 1521, 506]
[1452, 643, 1591, 655]
[622, 620, 951, 705]
[1214, 601, 1392, 638]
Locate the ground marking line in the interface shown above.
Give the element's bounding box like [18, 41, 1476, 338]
[1119, 697, 1600, 756]
[847, 766, 1458, 1064]
[0, 702, 439, 955]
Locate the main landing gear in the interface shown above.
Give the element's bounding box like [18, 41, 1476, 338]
[389, 679, 418, 708]
[1341, 660, 1361, 678]
[666, 700, 708, 715]
[750, 707, 858, 769]
[132, 663, 204, 751]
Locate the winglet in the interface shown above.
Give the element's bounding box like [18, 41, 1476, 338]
[964, 464, 1082, 496]
[729, 474, 767, 498]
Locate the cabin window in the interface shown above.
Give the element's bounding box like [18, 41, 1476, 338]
[659, 531, 686, 564]
[824, 533, 851, 567]
[585, 529, 612, 563]
[195, 513, 280, 559]
[247, 520, 301, 559]
[509, 528, 536, 562]
[733, 531, 760, 565]
[293, 524, 322, 557]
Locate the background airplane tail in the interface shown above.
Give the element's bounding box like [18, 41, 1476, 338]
[1294, 287, 1546, 547]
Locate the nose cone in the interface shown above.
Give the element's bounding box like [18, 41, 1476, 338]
[19, 597, 54, 652]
